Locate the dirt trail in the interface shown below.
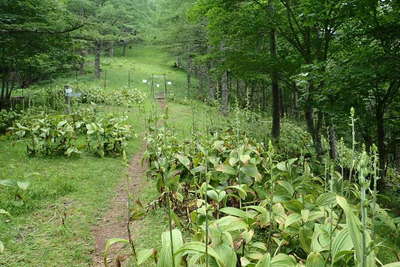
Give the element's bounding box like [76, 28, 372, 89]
[92, 96, 165, 266]
[91, 145, 147, 266]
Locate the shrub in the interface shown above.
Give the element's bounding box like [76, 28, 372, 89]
[0, 110, 20, 134]
[10, 114, 80, 157]
[86, 114, 133, 158]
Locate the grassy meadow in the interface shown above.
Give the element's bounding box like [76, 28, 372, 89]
[0, 45, 200, 266]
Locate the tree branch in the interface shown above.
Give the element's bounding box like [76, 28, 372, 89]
[0, 24, 84, 35]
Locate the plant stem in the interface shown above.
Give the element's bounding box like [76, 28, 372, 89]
[167, 191, 175, 267]
[203, 149, 209, 267]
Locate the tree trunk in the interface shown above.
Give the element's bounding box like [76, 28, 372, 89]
[236, 79, 240, 103]
[187, 57, 192, 98]
[221, 71, 229, 115]
[395, 143, 400, 169]
[376, 106, 387, 190]
[108, 42, 114, 57]
[279, 87, 285, 118]
[270, 29, 280, 139]
[79, 50, 87, 75]
[328, 122, 338, 160]
[199, 66, 205, 97]
[305, 101, 323, 155]
[293, 83, 299, 117]
[122, 43, 127, 57]
[94, 41, 101, 79]
[207, 64, 215, 101]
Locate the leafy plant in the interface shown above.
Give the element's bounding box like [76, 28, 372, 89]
[0, 110, 20, 134]
[86, 114, 133, 158]
[138, 120, 400, 266]
[0, 179, 30, 206]
[11, 114, 80, 157]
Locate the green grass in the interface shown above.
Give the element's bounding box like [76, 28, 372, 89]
[0, 44, 200, 266]
[0, 103, 150, 266]
[33, 45, 196, 99]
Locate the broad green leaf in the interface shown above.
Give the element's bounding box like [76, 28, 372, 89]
[276, 162, 287, 172]
[192, 166, 206, 173]
[241, 257, 251, 266]
[248, 252, 265, 260]
[336, 196, 363, 263]
[226, 185, 248, 200]
[255, 253, 271, 267]
[137, 248, 155, 265]
[175, 154, 190, 169]
[301, 209, 310, 222]
[271, 253, 297, 266]
[220, 207, 249, 219]
[218, 190, 227, 202]
[311, 224, 329, 253]
[251, 242, 267, 251]
[207, 190, 219, 202]
[331, 227, 353, 262]
[316, 192, 336, 207]
[229, 156, 239, 166]
[240, 165, 262, 181]
[158, 229, 184, 267]
[276, 181, 294, 196]
[306, 252, 325, 267]
[214, 244, 237, 267]
[283, 200, 304, 213]
[212, 216, 249, 232]
[285, 213, 302, 228]
[287, 158, 298, 167]
[177, 241, 224, 267]
[216, 164, 236, 175]
[241, 229, 254, 243]
[299, 226, 312, 253]
[246, 205, 270, 226]
[383, 263, 400, 267]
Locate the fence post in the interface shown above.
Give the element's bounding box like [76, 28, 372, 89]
[104, 70, 107, 89]
[151, 74, 154, 99]
[163, 74, 167, 99]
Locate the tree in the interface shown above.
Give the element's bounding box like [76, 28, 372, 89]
[327, 0, 400, 187]
[0, 0, 80, 109]
[67, 0, 138, 78]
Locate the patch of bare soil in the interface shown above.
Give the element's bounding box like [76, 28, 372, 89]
[91, 146, 147, 266]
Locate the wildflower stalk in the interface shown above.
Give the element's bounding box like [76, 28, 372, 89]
[348, 108, 356, 197]
[329, 163, 334, 267]
[161, 108, 175, 267]
[371, 144, 379, 241]
[204, 150, 209, 267]
[267, 141, 275, 247]
[358, 149, 369, 267]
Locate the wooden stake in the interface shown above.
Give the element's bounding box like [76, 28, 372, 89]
[163, 74, 167, 99]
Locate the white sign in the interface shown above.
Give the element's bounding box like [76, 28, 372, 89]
[65, 88, 72, 94]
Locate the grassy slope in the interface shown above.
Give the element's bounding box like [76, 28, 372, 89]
[0, 45, 197, 266]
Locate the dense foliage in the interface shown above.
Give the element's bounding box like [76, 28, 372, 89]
[143, 0, 400, 190]
[113, 111, 400, 266]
